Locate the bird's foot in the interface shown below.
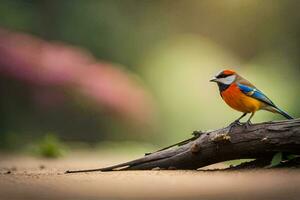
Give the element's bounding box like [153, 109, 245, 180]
[243, 121, 252, 129]
[227, 120, 242, 132]
[229, 120, 242, 127]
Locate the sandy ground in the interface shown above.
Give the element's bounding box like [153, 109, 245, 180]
[1, 152, 300, 200]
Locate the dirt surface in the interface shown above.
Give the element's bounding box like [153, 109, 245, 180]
[1, 152, 300, 200]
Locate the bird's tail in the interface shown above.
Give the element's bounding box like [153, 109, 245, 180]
[274, 107, 294, 119]
[264, 106, 293, 119]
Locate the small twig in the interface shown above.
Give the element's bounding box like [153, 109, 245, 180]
[144, 130, 205, 156]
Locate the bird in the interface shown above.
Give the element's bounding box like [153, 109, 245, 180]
[210, 69, 293, 127]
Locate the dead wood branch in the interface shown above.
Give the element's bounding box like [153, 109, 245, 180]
[66, 119, 300, 173]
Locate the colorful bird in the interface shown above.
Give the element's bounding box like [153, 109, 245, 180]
[210, 69, 293, 127]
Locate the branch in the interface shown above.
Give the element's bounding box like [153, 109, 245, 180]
[66, 119, 300, 173]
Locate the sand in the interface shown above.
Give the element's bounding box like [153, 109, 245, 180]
[1, 153, 300, 200]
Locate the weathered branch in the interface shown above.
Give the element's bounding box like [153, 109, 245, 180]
[66, 119, 300, 173]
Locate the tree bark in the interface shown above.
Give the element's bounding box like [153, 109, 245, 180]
[66, 119, 300, 173]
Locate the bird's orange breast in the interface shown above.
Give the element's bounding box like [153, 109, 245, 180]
[221, 83, 263, 113]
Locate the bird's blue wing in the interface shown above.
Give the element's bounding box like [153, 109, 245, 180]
[237, 83, 276, 107]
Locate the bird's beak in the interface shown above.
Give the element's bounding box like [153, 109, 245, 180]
[209, 77, 218, 82]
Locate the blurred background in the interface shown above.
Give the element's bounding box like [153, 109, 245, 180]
[0, 0, 299, 157]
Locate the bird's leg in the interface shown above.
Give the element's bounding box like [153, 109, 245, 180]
[229, 113, 247, 127]
[227, 113, 247, 133]
[244, 112, 255, 129]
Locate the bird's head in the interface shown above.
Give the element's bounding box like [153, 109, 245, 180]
[210, 69, 237, 85]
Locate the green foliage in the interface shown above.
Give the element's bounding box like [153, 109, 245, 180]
[33, 134, 67, 158]
[269, 152, 283, 168]
[224, 159, 255, 167]
[287, 154, 299, 160]
[268, 153, 300, 168]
